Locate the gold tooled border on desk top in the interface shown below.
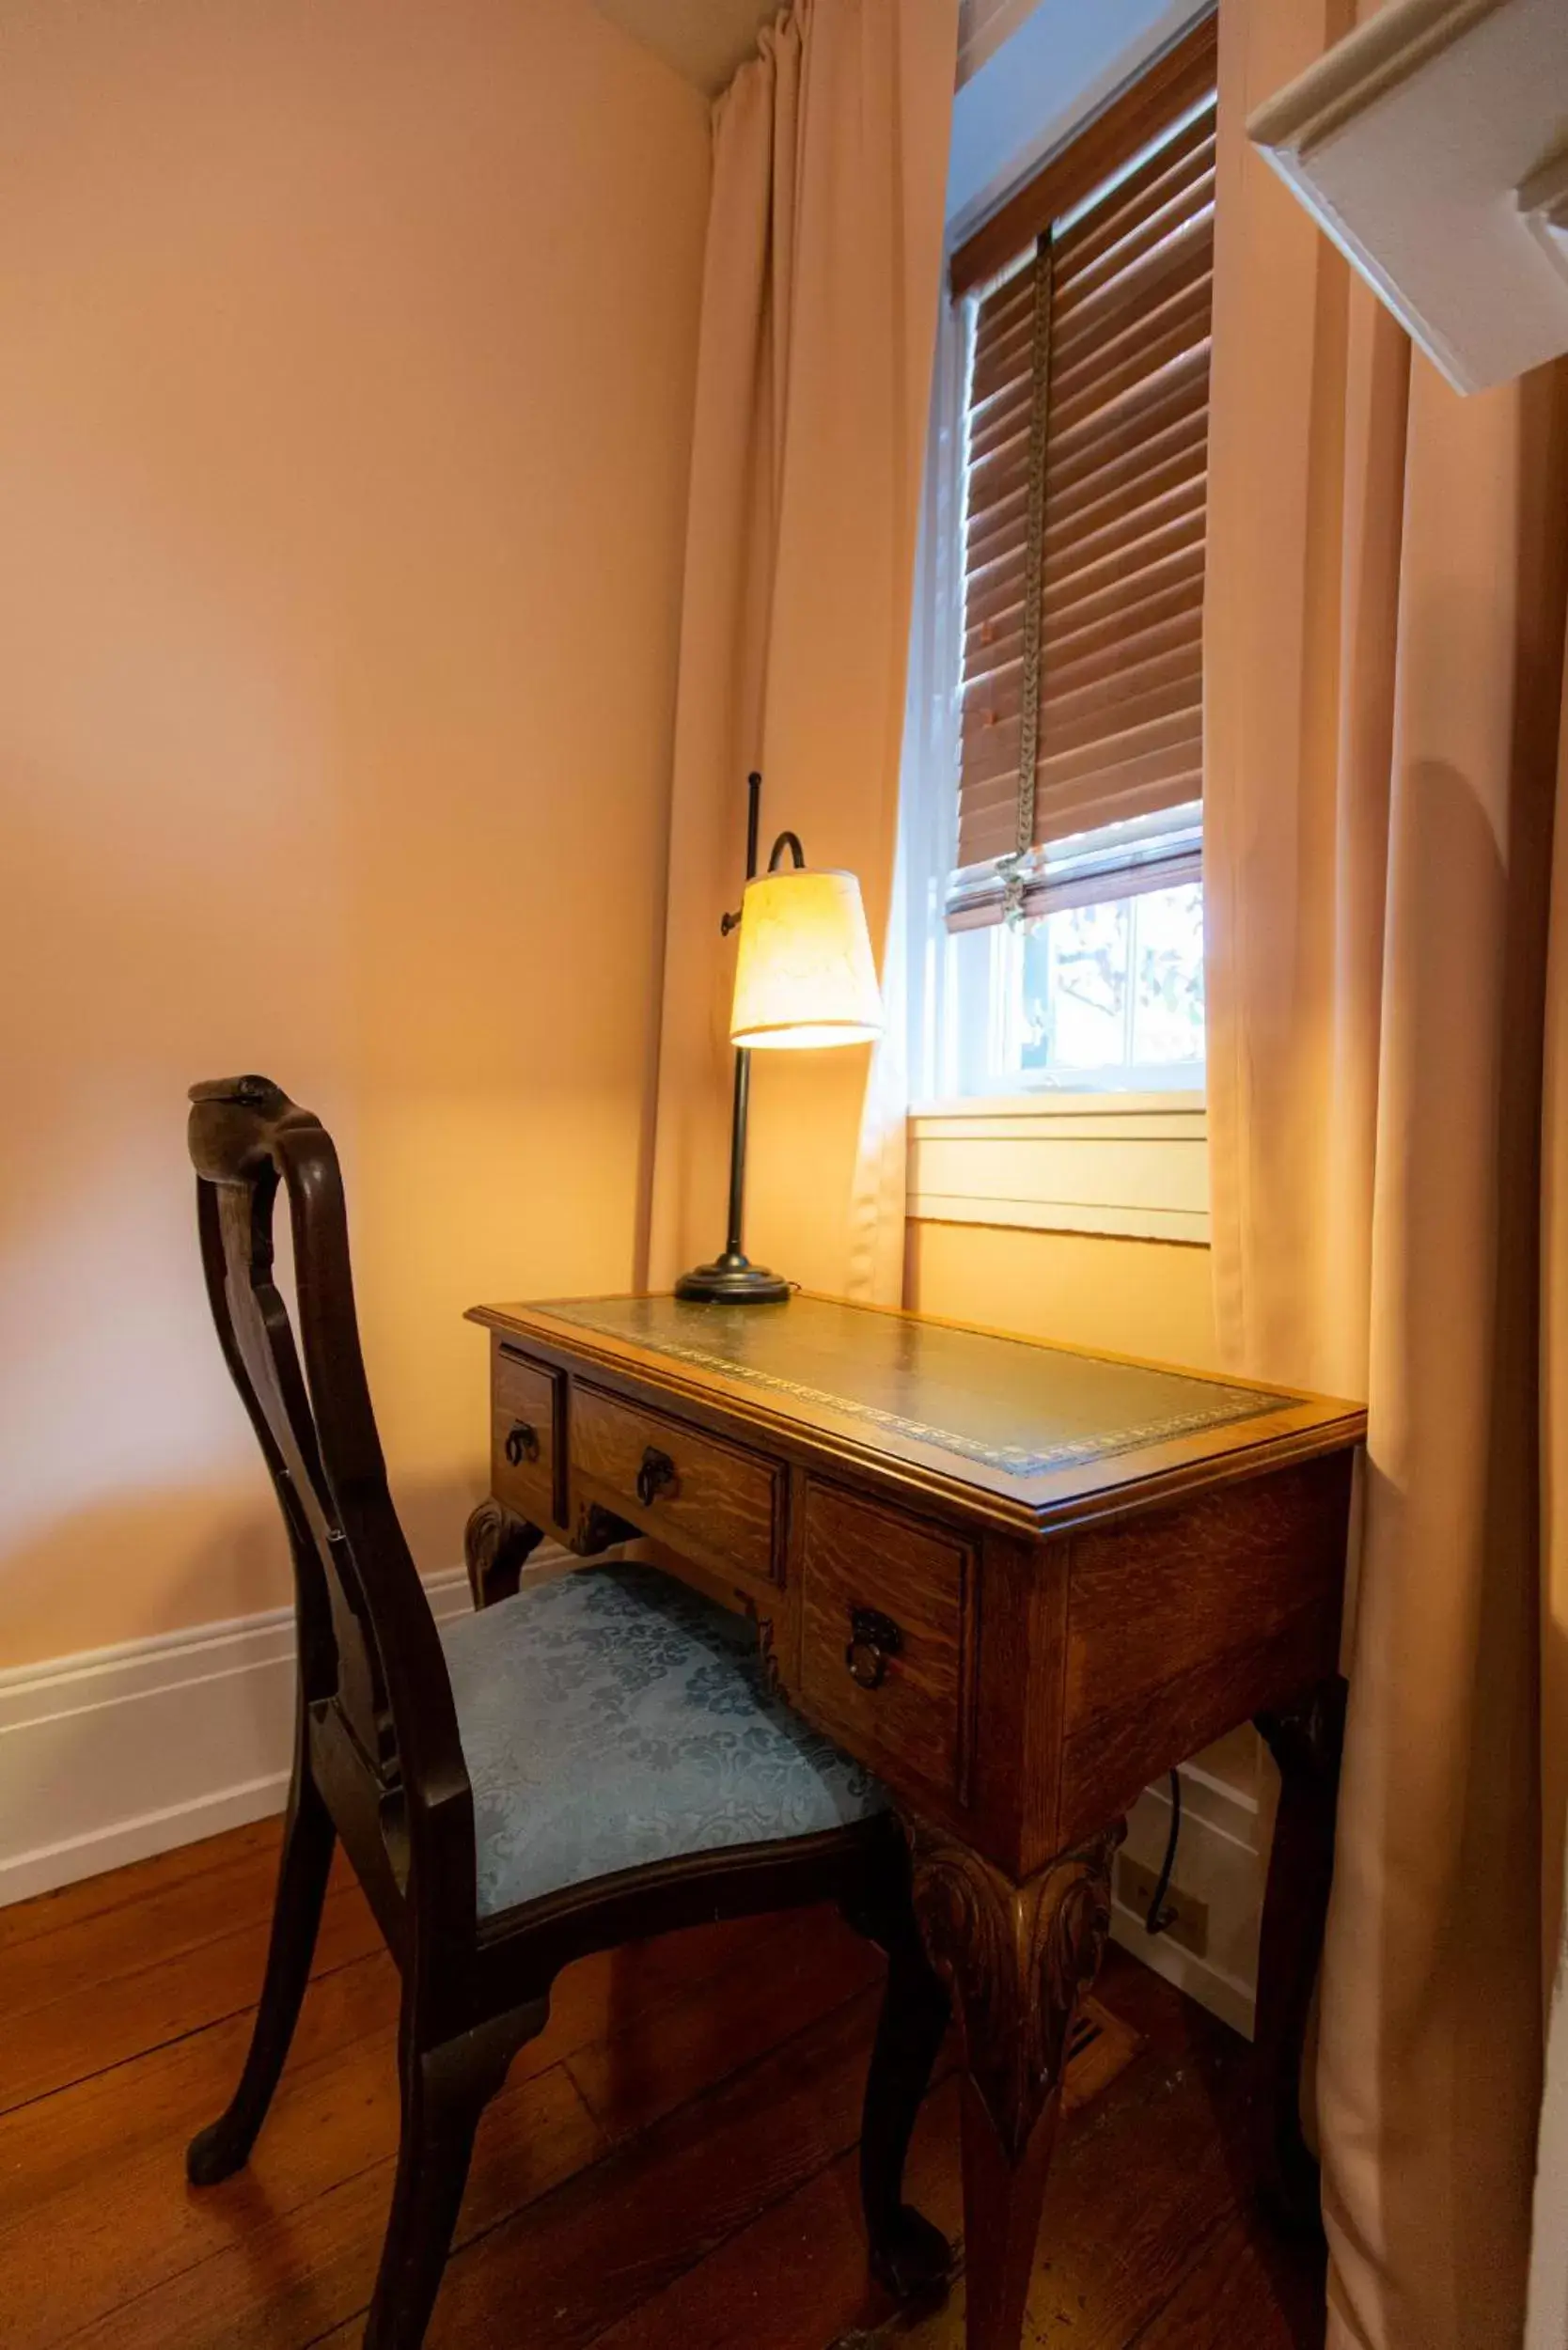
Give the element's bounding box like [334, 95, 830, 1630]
[534, 1301, 1288, 1480]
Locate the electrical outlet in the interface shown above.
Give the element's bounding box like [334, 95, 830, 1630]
[1117, 1855, 1210, 1959]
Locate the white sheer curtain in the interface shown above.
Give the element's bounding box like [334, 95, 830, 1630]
[848, 283, 968, 1300]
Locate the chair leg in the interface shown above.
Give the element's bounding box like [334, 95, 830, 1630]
[846, 1838, 955, 2303]
[363, 2004, 544, 2350]
[187, 1725, 336, 2186]
[861, 1932, 954, 2300]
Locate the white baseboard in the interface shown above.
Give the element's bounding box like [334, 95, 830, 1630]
[0, 1549, 572, 1909]
[1109, 1748, 1267, 2039]
[0, 1556, 1278, 2021]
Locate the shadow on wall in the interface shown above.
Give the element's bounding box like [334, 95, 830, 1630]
[0, 1470, 486, 1670]
[0, 1078, 512, 1668]
[0, 1065, 651, 1671]
[0, 1492, 298, 1669]
[0, 1470, 486, 1904]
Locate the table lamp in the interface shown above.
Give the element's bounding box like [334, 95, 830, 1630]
[674, 772, 883, 1305]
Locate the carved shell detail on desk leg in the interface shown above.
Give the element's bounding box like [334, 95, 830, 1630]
[905, 1817, 1125, 2161]
[571, 1502, 640, 1558]
[463, 1501, 543, 1610]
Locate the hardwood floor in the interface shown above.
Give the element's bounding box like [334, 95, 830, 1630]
[0, 1821, 1325, 2349]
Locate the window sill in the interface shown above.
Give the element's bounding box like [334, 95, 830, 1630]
[906, 1091, 1209, 1245]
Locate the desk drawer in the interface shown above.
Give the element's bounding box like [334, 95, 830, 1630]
[799, 1481, 973, 1806]
[570, 1385, 781, 1586]
[491, 1347, 561, 1526]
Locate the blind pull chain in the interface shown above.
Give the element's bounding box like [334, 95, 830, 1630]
[1000, 231, 1053, 929]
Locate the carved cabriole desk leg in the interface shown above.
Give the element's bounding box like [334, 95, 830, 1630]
[463, 1500, 543, 1610]
[1252, 1674, 1347, 2237]
[906, 1818, 1124, 2350]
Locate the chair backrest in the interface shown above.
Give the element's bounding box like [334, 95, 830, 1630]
[187, 1076, 475, 1928]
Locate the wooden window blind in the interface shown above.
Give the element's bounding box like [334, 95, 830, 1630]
[949, 14, 1216, 931]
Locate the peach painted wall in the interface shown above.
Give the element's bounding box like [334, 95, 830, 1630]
[0, 0, 709, 1666]
[907, 1223, 1220, 1369]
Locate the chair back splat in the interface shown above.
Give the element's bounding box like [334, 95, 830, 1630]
[187, 1074, 476, 1957]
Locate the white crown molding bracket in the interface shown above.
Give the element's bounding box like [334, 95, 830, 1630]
[1249, 0, 1568, 396]
[0, 1547, 572, 1908]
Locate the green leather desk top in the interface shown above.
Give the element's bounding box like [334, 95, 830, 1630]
[525, 1293, 1287, 1480]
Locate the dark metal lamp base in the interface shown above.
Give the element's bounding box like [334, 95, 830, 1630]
[674, 1249, 791, 1305]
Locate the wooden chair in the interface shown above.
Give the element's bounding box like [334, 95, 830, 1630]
[183, 1075, 951, 2350]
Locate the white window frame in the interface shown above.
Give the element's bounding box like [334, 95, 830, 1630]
[904, 21, 1213, 1120]
[907, 1089, 1209, 1246]
[938, 860, 1207, 1102]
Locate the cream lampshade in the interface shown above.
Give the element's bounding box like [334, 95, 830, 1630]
[729, 867, 884, 1049]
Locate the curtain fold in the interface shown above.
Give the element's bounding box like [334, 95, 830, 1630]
[1531, 639, 1568, 2347]
[646, 0, 957, 1304]
[1205, 3, 1568, 2343]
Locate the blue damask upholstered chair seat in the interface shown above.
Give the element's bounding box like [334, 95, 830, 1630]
[439, 1562, 889, 1919]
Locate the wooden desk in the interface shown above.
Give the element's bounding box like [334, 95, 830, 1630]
[464, 1292, 1364, 2350]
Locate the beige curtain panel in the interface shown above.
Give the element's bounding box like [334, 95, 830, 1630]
[645, 0, 957, 1303]
[1204, 0, 1568, 2343]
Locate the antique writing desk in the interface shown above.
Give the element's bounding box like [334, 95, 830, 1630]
[464, 1292, 1364, 2350]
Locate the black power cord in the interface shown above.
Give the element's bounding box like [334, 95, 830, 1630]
[1144, 1768, 1183, 1936]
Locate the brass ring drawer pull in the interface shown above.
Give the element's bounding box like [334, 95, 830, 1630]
[845, 1606, 902, 1691]
[635, 1446, 679, 1507]
[503, 1420, 540, 1467]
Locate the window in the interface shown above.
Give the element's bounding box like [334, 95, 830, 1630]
[920, 14, 1216, 1099]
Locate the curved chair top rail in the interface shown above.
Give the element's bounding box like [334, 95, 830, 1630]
[188, 1075, 477, 1936]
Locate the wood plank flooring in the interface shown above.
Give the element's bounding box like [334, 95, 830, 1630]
[0, 1821, 1325, 2349]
